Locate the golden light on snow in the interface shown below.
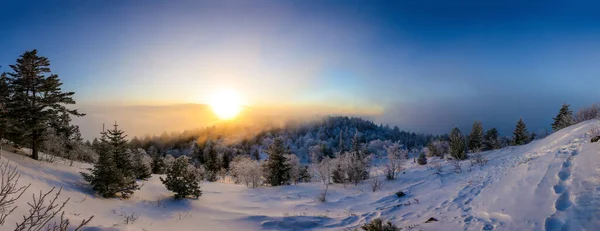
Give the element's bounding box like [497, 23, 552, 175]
[210, 89, 243, 120]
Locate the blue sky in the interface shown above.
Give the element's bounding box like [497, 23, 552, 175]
[1, 0, 600, 137]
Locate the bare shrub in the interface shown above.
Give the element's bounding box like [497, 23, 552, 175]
[384, 143, 405, 180]
[1, 162, 93, 231]
[470, 153, 488, 167]
[0, 162, 30, 225]
[112, 209, 139, 224]
[452, 159, 462, 173]
[370, 176, 384, 192]
[230, 156, 262, 188]
[317, 184, 328, 203]
[429, 162, 443, 176]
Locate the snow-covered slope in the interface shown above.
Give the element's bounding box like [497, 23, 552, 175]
[1, 120, 599, 231]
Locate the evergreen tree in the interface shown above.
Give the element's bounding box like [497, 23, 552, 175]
[221, 151, 231, 171]
[150, 152, 166, 174]
[81, 128, 139, 198]
[106, 122, 134, 178]
[552, 103, 574, 131]
[160, 157, 202, 199]
[338, 130, 344, 153]
[449, 127, 467, 160]
[132, 149, 151, 180]
[252, 149, 260, 161]
[6, 50, 84, 160]
[512, 118, 530, 145]
[193, 143, 204, 164]
[351, 131, 362, 156]
[331, 163, 346, 184]
[483, 128, 500, 150]
[468, 121, 483, 152]
[299, 166, 311, 183]
[417, 152, 427, 165]
[0, 72, 10, 141]
[204, 143, 220, 182]
[263, 137, 291, 186]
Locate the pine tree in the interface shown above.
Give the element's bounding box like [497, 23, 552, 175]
[106, 122, 135, 179]
[0, 72, 10, 141]
[160, 156, 202, 199]
[512, 118, 530, 145]
[81, 128, 139, 198]
[552, 103, 574, 131]
[150, 152, 166, 174]
[338, 130, 344, 153]
[468, 121, 483, 152]
[221, 151, 231, 171]
[449, 127, 467, 160]
[299, 166, 311, 183]
[204, 143, 220, 182]
[483, 128, 500, 150]
[263, 137, 291, 186]
[132, 149, 151, 180]
[417, 152, 427, 165]
[6, 50, 84, 160]
[332, 163, 346, 184]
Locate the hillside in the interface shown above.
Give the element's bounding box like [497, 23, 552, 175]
[1, 120, 599, 231]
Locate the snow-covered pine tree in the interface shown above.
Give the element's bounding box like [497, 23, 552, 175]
[449, 127, 467, 160]
[204, 143, 220, 182]
[160, 156, 202, 199]
[150, 152, 166, 174]
[552, 103, 574, 131]
[132, 149, 151, 180]
[263, 137, 291, 186]
[106, 122, 135, 179]
[468, 121, 483, 153]
[512, 118, 530, 145]
[417, 152, 427, 165]
[483, 128, 500, 150]
[5, 50, 85, 160]
[81, 127, 139, 198]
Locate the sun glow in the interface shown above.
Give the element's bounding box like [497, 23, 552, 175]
[210, 89, 243, 120]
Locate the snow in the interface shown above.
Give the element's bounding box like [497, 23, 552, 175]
[2, 120, 600, 231]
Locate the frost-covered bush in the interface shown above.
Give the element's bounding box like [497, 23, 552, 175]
[285, 154, 302, 185]
[160, 156, 201, 199]
[230, 156, 262, 188]
[575, 104, 600, 123]
[417, 152, 427, 165]
[384, 143, 405, 180]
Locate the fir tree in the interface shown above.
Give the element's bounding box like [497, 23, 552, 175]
[417, 152, 427, 165]
[552, 103, 574, 131]
[332, 163, 346, 184]
[106, 122, 134, 178]
[221, 151, 231, 171]
[150, 152, 166, 174]
[263, 137, 291, 186]
[299, 166, 311, 183]
[6, 50, 84, 160]
[468, 121, 483, 152]
[160, 157, 202, 199]
[483, 128, 500, 150]
[449, 127, 467, 160]
[0, 72, 10, 141]
[81, 128, 139, 198]
[513, 118, 530, 145]
[132, 149, 151, 180]
[204, 143, 220, 182]
[193, 143, 204, 164]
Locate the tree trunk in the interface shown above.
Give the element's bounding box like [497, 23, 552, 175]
[32, 139, 38, 160]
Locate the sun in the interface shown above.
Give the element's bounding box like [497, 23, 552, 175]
[210, 89, 242, 120]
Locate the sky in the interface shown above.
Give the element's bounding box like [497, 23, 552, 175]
[1, 0, 600, 139]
